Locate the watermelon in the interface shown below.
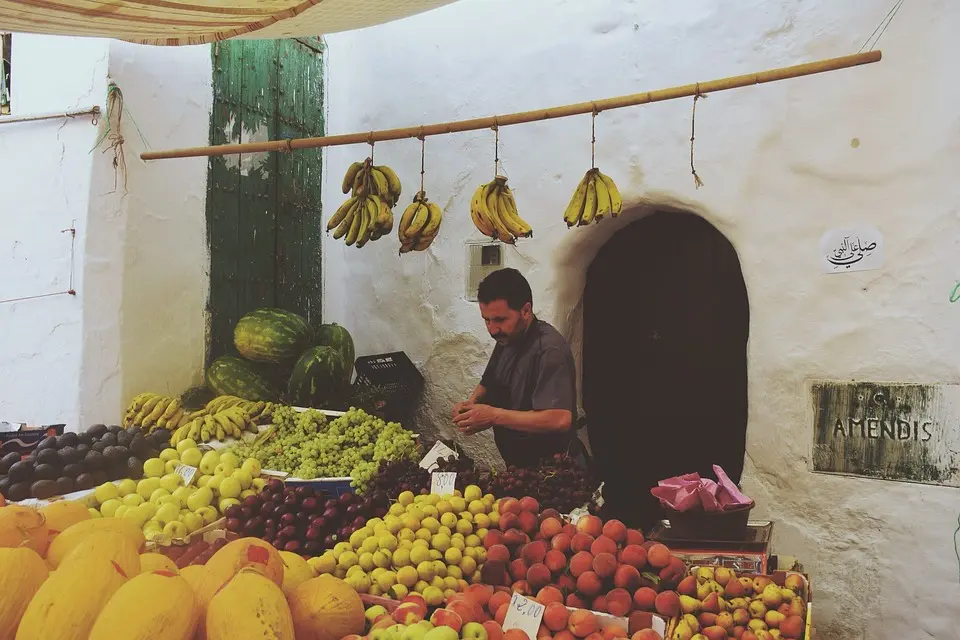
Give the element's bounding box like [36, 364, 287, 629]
[316, 323, 355, 378]
[206, 355, 281, 401]
[287, 346, 348, 409]
[234, 308, 314, 363]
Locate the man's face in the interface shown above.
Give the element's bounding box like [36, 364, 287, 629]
[480, 299, 531, 345]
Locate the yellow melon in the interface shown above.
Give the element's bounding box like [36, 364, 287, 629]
[0, 505, 49, 557]
[139, 552, 179, 574]
[287, 574, 365, 640]
[89, 570, 198, 640]
[206, 569, 294, 640]
[60, 530, 141, 578]
[205, 537, 283, 587]
[179, 565, 224, 640]
[45, 517, 144, 568]
[38, 501, 90, 539]
[0, 547, 48, 639]
[15, 555, 127, 639]
[279, 550, 316, 594]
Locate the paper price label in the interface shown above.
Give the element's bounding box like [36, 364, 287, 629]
[174, 463, 198, 487]
[502, 593, 545, 638]
[419, 440, 459, 472]
[430, 472, 457, 496]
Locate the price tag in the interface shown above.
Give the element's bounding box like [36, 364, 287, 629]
[502, 593, 545, 638]
[174, 463, 198, 487]
[430, 472, 457, 496]
[419, 440, 459, 472]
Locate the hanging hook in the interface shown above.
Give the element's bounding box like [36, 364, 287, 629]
[690, 83, 707, 189]
[418, 135, 426, 196]
[492, 117, 500, 177]
[590, 103, 598, 170]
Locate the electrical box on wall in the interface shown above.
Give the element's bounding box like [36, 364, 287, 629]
[465, 242, 503, 301]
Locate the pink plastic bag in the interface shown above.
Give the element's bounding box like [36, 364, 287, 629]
[650, 465, 752, 512]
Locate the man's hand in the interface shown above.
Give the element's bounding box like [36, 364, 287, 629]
[451, 400, 474, 422]
[453, 403, 501, 436]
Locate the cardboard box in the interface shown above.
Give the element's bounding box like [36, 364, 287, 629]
[0, 422, 65, 456]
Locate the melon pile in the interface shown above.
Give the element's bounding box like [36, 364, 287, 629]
[0, 502, 365, 640]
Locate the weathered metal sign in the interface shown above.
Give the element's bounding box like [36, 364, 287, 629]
[811, 381, 960, 487]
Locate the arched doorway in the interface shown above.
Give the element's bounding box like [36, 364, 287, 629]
[582, 210, 749, 530]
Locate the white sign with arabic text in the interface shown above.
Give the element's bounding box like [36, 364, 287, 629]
[820, 226, 884, 274]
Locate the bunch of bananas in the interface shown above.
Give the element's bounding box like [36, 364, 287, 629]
[562, 168, 623, 227]
[327, 159, 402, 248]
[123, 393, 184, 433]
[168, 396, 277, 445]
[469, 176, 533, 244]
[397, 191, 444, 253]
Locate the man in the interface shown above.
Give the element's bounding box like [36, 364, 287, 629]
[452, 268, 580, 468]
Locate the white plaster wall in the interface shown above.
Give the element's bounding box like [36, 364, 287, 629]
[322, 0, 960, 637]
[81, 41, 212, 425]
[0, 35, 109, 428]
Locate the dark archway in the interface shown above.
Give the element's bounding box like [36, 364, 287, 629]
[582, 210, 749, 530]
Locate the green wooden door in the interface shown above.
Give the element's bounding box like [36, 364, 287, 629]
[206, 38, 325, 363]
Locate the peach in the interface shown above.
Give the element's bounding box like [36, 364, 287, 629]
[538, 585, 565, 606]
[601, 519, 628, 544]
[645, 544, 672, 570]
[484, 530, 506, 549]
[569, 551, 595, 578]
[500, 497, 522, 515]
[575, 515, 603, 538]
[631, 631, 662, 640]
[618, 545, 647, 570]
[465, 584, 495, 608]
[527, 563, 552, 591]
[653, 590, 679, 617]
[393, 601, 426, 625]
[556, 574, 577, 594]
[474, 602, 492, 623]
[509, 559, 529, 582]
[554, 631, 576, 640]
[447, 601, 476, 624]
[628, 612, 656, 634]
[590, 535, 619, 557]
[602, 626, 628, 640]
[632, 587, 658, 612]
[576, 571, 603, 598]
[518, 511, 540, 535]
[545, 549, 568, 575]
[483, 621, 504, 640]
[701, 627, 727, 640]
[503, 630, 529, 640]
[571, 533, 595, 554]
[430, 609, 464, 633]
[504, 529, 530, 548]
[613, 564, 642, 591]
[562, 524, 578, 537]
[592, 552, 618, 579]
[540, 517, 564, 539]
[779, 615, 804, 639]
[625, 529, 645, 546]
[511, 580, 531, 595]
[523, 540, 549, 565]
[605, 588, 632, 617]
[640, 541, 657, 552]
[566, 593, 588, 609]
[499, 512, 520, 532]
[538, 624, 554, 640]
[551, 533, 572, 554]
[567, 609, 599, 638]
[519, 496, 540, 513]
[539, 508, 563, 523]
[495, 603, 509, 626]
[481, 561, 509, 586]
[591, 594, 607, 612]
[584, 634, 604, 640]
[488, 590, 511, 616]
[488, 544, 511, 564]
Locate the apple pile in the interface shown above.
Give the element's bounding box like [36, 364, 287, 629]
[670, 567, 807, 640]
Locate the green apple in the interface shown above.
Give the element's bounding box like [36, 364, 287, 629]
[366, 605, 388, 625]
[240, 489, 257, 500]
[149, 487, 171, 503]
[164, 459, 181, 474]
[155, 502, 180, 525]
[196, 506, 219, 525]
[401, 625, 429, 640]
[199, 451, 220, 475]
[142, 458, 165, 479]
[214, 462, 235, 476]
[422, 627, 458, 640]
[121, 494, 144, 507]
[143, 519, 163, 536]
[180, 448, 202, 467]
[160, 473, 183, 493]
[186, 486, 214, 511]
[163, 520, 188, 539]
[231, 469, 253, 490]
[251, 477, 267, 491]
[461, 623, 488, 640]
[87, 508, 101, 519]
[137, 477, 162, 500]
[122, 507, 149, 527]
[241, 458, 261, 477]
[218, 497, 240, 514]
[156, 495, 181, 509]
[370, 629, 390, 640]
[173, 486, 194, 504]
[158, 448, 180, 463]
[114, 505, 129, 519]
[218, 477, 242, 499]
[219, 452, 240, 469]
[99, 498, 122, 518]
[94, 482, 119, 503]
[206, 475, 225, 493]
[175, 438, 198, 455]
[116, 478, 137, 497]
[196, 475, 211, 488]
[385, 625, 407, 640]
[181, 512, 203, 533]
[137, 502, 157, 520]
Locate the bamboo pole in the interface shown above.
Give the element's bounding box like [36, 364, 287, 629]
[141, 50, 881, 161]
[0, 105, 101, 125]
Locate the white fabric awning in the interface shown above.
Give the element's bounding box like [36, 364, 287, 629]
[0, 0, 457, 46]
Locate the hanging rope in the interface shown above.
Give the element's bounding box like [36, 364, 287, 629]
[859, 0, 906, 53]
[418, 134, 426, 195]
[0, 226, 77, 305]
[91, 82, 148, 193]
[690, 84, 707, 189]
[492, 120, 500, 177]
[590, 105, 598, 170]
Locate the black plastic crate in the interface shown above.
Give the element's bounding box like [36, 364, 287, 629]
[353, 352, 424, 425]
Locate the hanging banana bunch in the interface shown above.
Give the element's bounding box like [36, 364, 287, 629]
[327, 158, 401, 247]
[469, 176, 533, 244]
[398, 191, 444, 253]
[562, 168, 623, 227]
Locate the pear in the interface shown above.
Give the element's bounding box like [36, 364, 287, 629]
[679, 595, 702, 615]
[764, 610, 786, 629]
[678, 575, 699, 597]
[695, 566, 715, 584]
[748, 618, 769, 632]
[761, 583, 783, 608]
[672, 621, 694, 640]
[738, 576, 755, 595]
[682, 614, 701, 633]
[748, 600, 767, 619]
[701, 592, 722, 614]
[714, 567, 736, 586]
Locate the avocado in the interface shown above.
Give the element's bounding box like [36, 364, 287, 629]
[0, 476, 11, 497]
[55, 477, 76, 495]
[91, 441, 108, 453]
[75, 473, 96, 491]
[6, 481, 30, 502]
[62, 463, 83, 479]
[58, 432, 79, 448]
[1, 452, 20, 469]
[99, 432, 117, 447]
[106, 424, 122, 434]
[58, 446, 82, 465]
[83, 450, 106, 471]
[0, 461, 8, 476]
[37, 448, 62, 466]
[107, 462, 127, 481]
[78, 432, 95, 446]
[125, 457, 144, 480]
[36, 436, 58, 452]
[31, 479, 58, 499]
[150, 429, 171, 448]
[75, 443, 90, 457]
[7, 460, 34, 483]
[130, 435, 151, 460]
[125, 425, 141, 438]
[116, 431, 132, 448]
[90, 470, 108, 485]
[104, 446, 128, 464]
[33, 464, 58, 481]
[87, 424, 108, 439]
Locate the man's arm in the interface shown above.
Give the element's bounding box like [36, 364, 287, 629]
[468, 384, 487, 404]
[489, 407, 572, 433]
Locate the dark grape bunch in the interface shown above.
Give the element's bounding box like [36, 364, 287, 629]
[434, 454, 481, 492]
[371, 459, 430, 499]
[224, 479, 389, 556]
[486, 453, 598, 514]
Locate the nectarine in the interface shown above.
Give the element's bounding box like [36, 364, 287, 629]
[575, 515, 603, 538]
[632, 586, 658, 612]
[654, 590, 680, 617]
[544, 602, 571, 631]
[601, 519, 627, 544]
[613, 564, 642, 591]
[537, 585, 564, 605]
[576, 571, 603, 598]
[605, 588, 632, 617]
[592, 552, 618, 579]
[567, 609, 599, 638]
[569, 551, 595, 578]
[645, 544, 672, 570]
[570, 533, 595, 554]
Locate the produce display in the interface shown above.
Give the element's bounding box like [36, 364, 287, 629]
[169, 395, 276, 445]
[329, 158, 402, 247]
[562, 168, 623, 227]
[288, 345, 349, 409]
[484, 455, 597, 516]
[398, 191, 445, 253]
[229, 406, 418, 490]
[122, 392, 187, 432]
[207, 354, 283, 402]
[316, 322, 357, 380]
[234, 307, 316, 364]
[469, 176, 533, 244]
[0, 424, 171, 501]
[311, 486, 498, 600]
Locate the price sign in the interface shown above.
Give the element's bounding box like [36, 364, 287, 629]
[502, 593, 545, 638]
[430, 472, 457, 496]
[174, 463, 198, 487]
[419, 440, 459, 472]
